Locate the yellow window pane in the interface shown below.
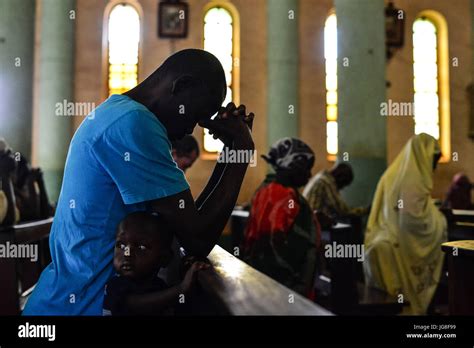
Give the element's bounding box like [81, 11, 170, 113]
[414, 77, 438, 93]
[203, 6, 235, 153]
[327, 105, 337, 121]
[204, 7, 233, 25]
[108, 4, 140, 95]
[325, 59, 337, 78]
[324, 14, 337, 60]
[326, 73, 337, 91]
[326, 91, 338, 105]
[415, 123, 440, 139]
[327, 121, 338, 155]
[413, 62, 438, 79]
[325, 13, 338, 155]
[413, 17, 441, 141]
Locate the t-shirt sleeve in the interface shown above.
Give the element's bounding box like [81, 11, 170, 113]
[92, 111, 189, 205]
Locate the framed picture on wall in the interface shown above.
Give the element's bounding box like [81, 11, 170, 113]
[158, 1, 188, 38]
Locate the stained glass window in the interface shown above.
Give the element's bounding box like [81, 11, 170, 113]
[108, 4, 140, 95]
[412, 17, 441, 140]
[203, 7, 234, 153]
[325, 13, 338, 158]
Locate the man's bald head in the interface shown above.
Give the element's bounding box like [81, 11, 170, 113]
[330, 162, 354, 190]
[154, 49, 227, 102]
[126, 49, 227, 141]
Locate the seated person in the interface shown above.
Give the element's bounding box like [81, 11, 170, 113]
[171, 135, 199, 173]
[243, 138, 320, 299]
[13, 153, 54, 221]
[303, 162, 368, 219]
[103, 211, 208, 315]
[442, 173, 473, 210]
[364, 133, 447, 315]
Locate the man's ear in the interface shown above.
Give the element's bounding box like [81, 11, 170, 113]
[171, 75, 199, 95]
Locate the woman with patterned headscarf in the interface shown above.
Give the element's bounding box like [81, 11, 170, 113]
[364, 133, 447, 314]
[243, 137, 320, 298]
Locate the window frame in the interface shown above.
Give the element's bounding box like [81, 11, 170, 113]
[324, 10, 338, 162]
[412, 10, 451, 163]
[102, 0, 143, 100]
[201, 0, 240, 159]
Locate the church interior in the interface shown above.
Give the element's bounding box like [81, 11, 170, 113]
[1, 0, 474, 325]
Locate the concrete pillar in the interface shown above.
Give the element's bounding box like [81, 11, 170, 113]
[34, 0, 75, 201]
[0, 0, 35, 159]
[334, 0, 387, 207]
[266, 0, 299, 147]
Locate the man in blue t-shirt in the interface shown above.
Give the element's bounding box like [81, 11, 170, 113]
[23, 49, 255, 315]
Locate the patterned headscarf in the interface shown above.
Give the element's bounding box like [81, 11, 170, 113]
[262, 137, 314, 172]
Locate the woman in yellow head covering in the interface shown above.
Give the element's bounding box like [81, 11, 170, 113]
[364, 133, 447, 315]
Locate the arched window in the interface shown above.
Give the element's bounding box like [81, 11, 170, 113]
[203, 3, 239, 154]
[325, 13, 338, 160]
[412, 12, 450, 161]
[107, 3, 140, 96]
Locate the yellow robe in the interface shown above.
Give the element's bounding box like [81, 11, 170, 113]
[364, 133, 447, 315]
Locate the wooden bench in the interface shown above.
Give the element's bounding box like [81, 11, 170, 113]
[0, 218, 53, 315]
[318, 222, 405, 315]
[441, 240, 474, 315]
[230, 208, 403, 314]
[196, 245, 332, 315]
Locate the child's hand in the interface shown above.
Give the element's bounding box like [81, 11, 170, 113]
[179, 261, 210, 294]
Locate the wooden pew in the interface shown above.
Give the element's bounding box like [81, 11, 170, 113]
[196, 245, 332, 315]
[441, 240, 474, 315]
[445, 209, 474, 241]
[0, 218, 53, 315]
[319, 222, 405, 315]
[229, 208, 250, 252]
[230, 208, 403, 314]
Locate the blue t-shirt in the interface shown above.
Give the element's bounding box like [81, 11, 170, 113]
[23, 95, 189, 315]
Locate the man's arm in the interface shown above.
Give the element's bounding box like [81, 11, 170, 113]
[151, 106, 254, 257]
[194, 104, 251, 210]
[124, 262, 207, 314]
[194, 145, 228, 210]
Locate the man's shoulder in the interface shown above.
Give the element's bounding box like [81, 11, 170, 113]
[101, 96, 163, 132]
[76, 95, 164, 143]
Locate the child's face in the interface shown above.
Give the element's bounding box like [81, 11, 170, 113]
[114, 226, 166, 280]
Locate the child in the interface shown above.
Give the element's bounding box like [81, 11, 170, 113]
[103, 211, 208, 315]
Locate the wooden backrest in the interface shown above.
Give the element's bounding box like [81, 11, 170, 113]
[447, 209, 474, 241]
[229, 209, 250, 250]
[0, 218, 53, 315]
[442, 240, 474, 315]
